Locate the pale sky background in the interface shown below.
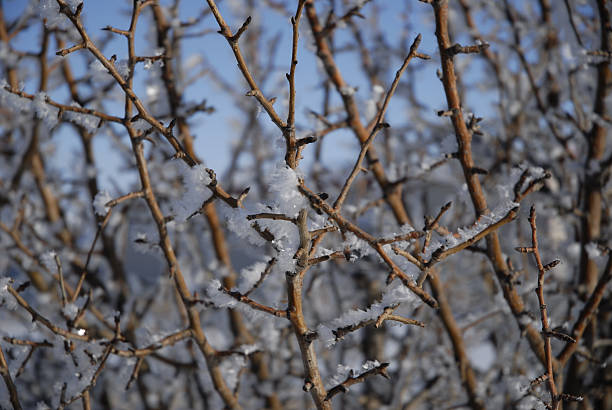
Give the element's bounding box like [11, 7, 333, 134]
[2, 0, 494, 190]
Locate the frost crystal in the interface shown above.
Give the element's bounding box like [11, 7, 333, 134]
[38, 0, 77, 29]
[172, 162, 212, 222]
[220, 355, 247, 391]
[237, 344, 260, 355]
[237, 262, 266, 293]
[131, 118, 151, 132]
[0, 42, 17, 67]
[361, 359, 381, 371]
[93, 190, 112, 216]
[220, 205, 266, 247]
[62, 303, 79, 320]
[342, 232, 372, 261]
[326, 364, 352, 387]
[115, 59, 130, 79]
[33, 92, 59, 128]
[267, 162, 307, 217]
[40, 250, 58, 272]
[379, 280, 418, 306]
[89, 60, 111, 82]
[585, 242, 602, 259]
[36, 402, 52, 410]
[205, 279, 237, 308]
[0, 81, 31, 113]
[326, 360, 381, 389]
[400, 223, 415, 234]
[63, 103, 100, 134]
[0, 277, 17, 310]
[321, 280, 418, 346]
[339, 85, 357, 96]
[365, 84, 385, 121]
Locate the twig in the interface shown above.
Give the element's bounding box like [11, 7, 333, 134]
[0, 345, 23, 410]
[325, 362, 389, 401]
[427, 207, 518, 266]
[285, 209, 330, 409]
[54, 253, 67, 307]
[524, 207, 559, 409]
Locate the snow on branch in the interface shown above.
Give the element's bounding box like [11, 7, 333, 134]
[319, 280, 421, 347]
[426, 205, 519, 266]
[325, 360, 389, 401]
[203, 279, 286, 319]
[171, 162, 213, 222]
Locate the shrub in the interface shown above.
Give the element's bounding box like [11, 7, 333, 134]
[0, 1, 610, 409]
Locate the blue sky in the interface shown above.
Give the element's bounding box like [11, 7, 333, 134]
[2, 0, 495, 191]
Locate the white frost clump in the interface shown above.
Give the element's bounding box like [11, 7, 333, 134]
[204, 279, 268, 321]
[237, 261, 266, 293]
[220, 354, 247, 391]
[326, 363, 352, 387]
[62, 303, 79, 320]
[0, 80, 31, 113]
[267, 162, 308, 217]
[274, 245, 297, 274]
[529, 166, 547, 179]
[379, 280, 418, 306]
[38, 0, 79, 29]
[342, 232, 372, 261]
[560, 42, 575, 65]
[0, 277, 17, 310]
[380, 223, 415, 245]
[400, 223, 415, 234]
[32, 92, 59, 128]
[585, 242, 602, 259]
[89, 60, 111, 82]
[63, 103, 100, 134]
[0, 42, 17, 67]
[236, 344, 260, 356]
[35, 402, 52, 410]
[339, 85, 357, 96]
[205, 279, 237, 308]
[172, 162, 212, 222]
[90, 58, 130, 81]
[441, 199, 517, 250]
[314, 247, 334, 258]
[93, 190, 112, 216]
[365, 84, 385, 121]
[131, 118, 151, 132]
[115, 59, 130, 79]
[326, 360, 381, 389]
[40, 250, 58, 272]
[222, 206, 266, 246]
[361, 359, 381, 371]
[321, 280, 418, 347]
